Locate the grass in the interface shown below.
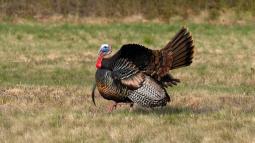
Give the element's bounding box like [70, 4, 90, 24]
[0, 22, 254, 142]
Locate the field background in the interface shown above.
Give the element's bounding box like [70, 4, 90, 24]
[0, 1, 255, 143]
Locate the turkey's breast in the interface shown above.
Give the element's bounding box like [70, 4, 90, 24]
[95, 69, 131, 102]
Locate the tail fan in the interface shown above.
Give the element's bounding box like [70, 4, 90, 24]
[163, 27, 194, 70]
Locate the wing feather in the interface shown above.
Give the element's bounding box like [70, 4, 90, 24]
[112, 59, 145, 89]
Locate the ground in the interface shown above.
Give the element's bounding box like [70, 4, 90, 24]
[0, 23, 254, 143]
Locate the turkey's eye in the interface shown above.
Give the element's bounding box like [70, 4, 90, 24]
[103, 46, 108, 50]
[101, 46, 109, 52]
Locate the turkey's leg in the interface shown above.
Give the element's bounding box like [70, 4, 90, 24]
[129, 103, 134, 112]
[107, 102, 134, 112]
[107, 102, 117, 112]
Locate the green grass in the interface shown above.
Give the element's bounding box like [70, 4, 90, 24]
[0, 22, 255, 143]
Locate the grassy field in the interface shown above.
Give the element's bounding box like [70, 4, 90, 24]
[0, 22, 254, 143]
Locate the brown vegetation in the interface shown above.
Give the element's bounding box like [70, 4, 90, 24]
[0, 0, 255, 23]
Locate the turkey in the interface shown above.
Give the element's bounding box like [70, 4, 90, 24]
[92, 27, 194, 111]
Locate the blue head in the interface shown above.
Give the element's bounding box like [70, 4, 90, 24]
[98, 44, 112, 56]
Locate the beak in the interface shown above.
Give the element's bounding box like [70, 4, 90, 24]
[98, 50, 101, 55]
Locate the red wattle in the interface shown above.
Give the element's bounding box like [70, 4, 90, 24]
[96, 55, 103, 69]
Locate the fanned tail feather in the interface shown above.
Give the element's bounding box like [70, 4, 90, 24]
[163, 27, 194, 70]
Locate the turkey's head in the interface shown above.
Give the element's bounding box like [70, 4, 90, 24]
[96, 44, 112, 69]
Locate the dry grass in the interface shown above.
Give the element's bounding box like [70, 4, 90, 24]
[1, 86, 255, 143]
[0, 23, 254, 142]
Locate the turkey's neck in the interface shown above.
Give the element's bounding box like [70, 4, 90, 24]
[96, 54, 103, 69]
[96, 54, 114, 69]
[101, 56, 114, 69]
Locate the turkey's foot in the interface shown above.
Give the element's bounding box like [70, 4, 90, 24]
[115, 103, 128, 107]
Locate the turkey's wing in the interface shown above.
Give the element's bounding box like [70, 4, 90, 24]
[112, 58, 145, 89]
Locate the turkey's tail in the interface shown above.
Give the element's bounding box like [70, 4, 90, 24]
[163, 27, 194, 70]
